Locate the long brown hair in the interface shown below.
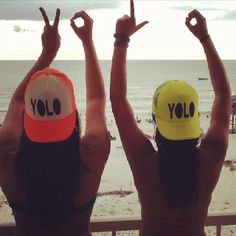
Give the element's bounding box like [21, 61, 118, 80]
[155, 129, 199, 209]
[15, 111, 85, 228]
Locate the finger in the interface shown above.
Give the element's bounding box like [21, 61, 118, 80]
[185, 17, 191, 28]
[133, 21, 149, 33]
[130, 0, 135, 19]
[39, 7, 50, 26]
[81, 10, 90, 19]
[188, 9, 198, 17]
[70, 19, 77, 31]
[123, 14, 130, 19]
[53, 8, 60, 28]
[188, 9, 204, 20]
[72, 11, 86, 19]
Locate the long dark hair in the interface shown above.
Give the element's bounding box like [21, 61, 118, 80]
[155, 129, 199, 209]
[15, 111, 84, 228]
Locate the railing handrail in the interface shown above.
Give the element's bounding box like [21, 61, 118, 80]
[205, 210, 236, 226]
[0, 211, 236, 234]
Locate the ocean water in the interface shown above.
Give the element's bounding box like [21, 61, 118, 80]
[0, 60, 236, 123]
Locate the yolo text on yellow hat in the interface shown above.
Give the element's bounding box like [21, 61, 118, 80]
[24, 67, 76, 143]
[152, 80, 201, 141]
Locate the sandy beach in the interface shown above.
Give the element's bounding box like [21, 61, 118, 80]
[0, 112, 236, 235]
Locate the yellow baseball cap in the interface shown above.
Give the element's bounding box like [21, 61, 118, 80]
[24, 67, 76, 143]
[152, 80, 201, 141]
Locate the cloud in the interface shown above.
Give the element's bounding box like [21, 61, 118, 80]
[167, 5, 236, 21]
[0, 0, 122, 20]
[170, 6, 219, 11]
[214, 10, 236, 20]
[13, 25, 35, 33]
[2, 0, 235, 21]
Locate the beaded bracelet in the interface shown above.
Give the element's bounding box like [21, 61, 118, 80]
[113, 33, 130, 48]
[113, 33, 130, 42]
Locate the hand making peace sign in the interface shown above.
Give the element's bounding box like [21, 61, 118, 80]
[39, 7, 61, 56]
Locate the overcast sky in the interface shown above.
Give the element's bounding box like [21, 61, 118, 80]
[1, 0, 236, 60]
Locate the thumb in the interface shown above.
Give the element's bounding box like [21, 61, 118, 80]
[70, 19, 77, 32]
[185, 17, 192, 30]
[132, 21, 149, 35]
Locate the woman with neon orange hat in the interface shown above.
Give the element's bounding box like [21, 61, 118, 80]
[0, 7, 110, 236]
[110, 0, 231, 235]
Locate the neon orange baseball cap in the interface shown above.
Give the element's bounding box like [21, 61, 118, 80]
[24, 67, 76, 143]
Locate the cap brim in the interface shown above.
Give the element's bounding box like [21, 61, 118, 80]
[24, 110, 76, 143]
[157, 116, 201, 141]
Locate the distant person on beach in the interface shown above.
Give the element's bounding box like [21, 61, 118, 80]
[0, 7, 110, 236]
[110, 0, 231, 235]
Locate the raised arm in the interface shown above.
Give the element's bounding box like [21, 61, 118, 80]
[70, 12, 107, 135]
[110, 0, 153, 162]
[186, 10, 231, 160]
[0, 8, 60, 154]
[70, 11, 110, 169]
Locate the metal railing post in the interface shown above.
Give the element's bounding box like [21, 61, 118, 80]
[216, 225, 221, 236]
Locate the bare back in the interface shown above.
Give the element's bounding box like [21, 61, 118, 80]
[110, 4, 231, 236]
[129, 141, 226, 236]
[0, 8, 110, 236]
[0, 129, 110, 236]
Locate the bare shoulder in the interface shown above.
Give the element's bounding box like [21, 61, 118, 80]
[0, 100, 24, 160]
[0, 125, 20, 161]
[80, 131, 111, 172]
[200, 124, 228, 165]
[127, 137, 156, 168]
[197, 143, 225, 193]
[199, 94, 231, 164]
[131, 151, 161, 203]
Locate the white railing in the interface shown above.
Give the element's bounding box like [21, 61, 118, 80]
[0, 211, 236, 236]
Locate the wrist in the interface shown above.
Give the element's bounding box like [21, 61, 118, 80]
[41, 47, 58, 56]
[199, 34, 210, 44]
[82, 39, 94, 48]
[113, 33, 130, 48]
[114, 40, 129, 48]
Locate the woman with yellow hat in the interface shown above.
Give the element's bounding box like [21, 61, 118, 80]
[110, 0, 231, 235]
